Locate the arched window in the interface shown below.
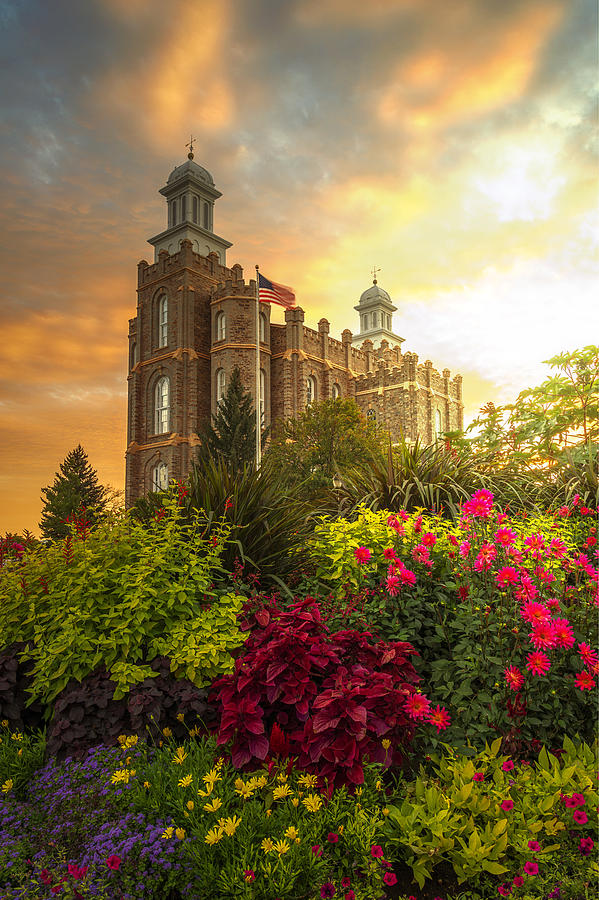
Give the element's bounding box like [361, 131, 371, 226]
[216, 368, 226, 405]
[203, 202, 210, 230]
[332, 383, 340, 400]
[129, 341, 137, 371]
[259, 312, 267, 343]
[435, 408, 443, 438]
[152, 462, 168, 492]
[306, 375, 317, 405]
[192, 196, 198, 223]
[367, 408, 376, 422]
[170, 200, 177, 227]
[215, 311, 226, 341]
[155, 377, 170, 434]
[259, 368, 266, 425]
[158, 295, 168, 347]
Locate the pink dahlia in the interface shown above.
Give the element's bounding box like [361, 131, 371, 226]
[428, 705, 451, 733]
[575, 670, 596, 691]
[523, 860, 539, 875]
[551, 618, 575, 649]
[525, 651, 551, 676]
[495, 527, 517, 547]
[463, 489, 494, 518]
[405, 693, 430, 719]
[530, 621, 556, 651]
[496, 566, 519, 589]
[520, 601, 550, 624]
[504, 665, 524, 691]
[354, 546, 371, 564]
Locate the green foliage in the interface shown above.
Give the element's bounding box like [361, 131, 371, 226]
[39, 444, 108, 541]
[0, 491, 247, 710]
[197, 366, 266, 473]
[455, 346, 599, 508]
[308, 504, 597, 751]
[265, 398, 384, 500]
[0, 722, 45, 800]
[383, 736, 598, 890]
[127, 735, 392, 900]
[183, 455, 319, 588]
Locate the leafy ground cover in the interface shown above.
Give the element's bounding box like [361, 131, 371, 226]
[0, 487, 597, 898]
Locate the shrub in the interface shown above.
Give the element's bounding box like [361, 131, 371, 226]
[308, 495, 598, 753]
[383, 735, 598, 893]
[210, 598, 444, 787]
[0, 493, 246, 714]
[0, 643, 43, 732]
[46, 657, 218, 760]
[0, 721, 45, 800]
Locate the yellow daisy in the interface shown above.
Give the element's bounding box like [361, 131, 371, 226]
[261, 837, 274, 853]
[284, 825, 299, 841]
[1, 779, 13, 794]
[175, 827, 186, 840]
[161, 827, 174, 839]
[204, 826, 224, 845]
[203, 797, 223, 813]
[172, 747, 188, 765]
[222, 815, 241, 836]
[273, 784, 293, 800]
[298, 773, 318, 789]
[302, 793, 323, 812]
[178, 774, 193, 788]
[273, 839, 290, 855]
[186, 800, 195, 811]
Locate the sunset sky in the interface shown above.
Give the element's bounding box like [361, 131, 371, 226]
[1, 0, 597, 534]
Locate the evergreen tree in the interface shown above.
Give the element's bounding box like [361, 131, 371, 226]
[197, 367, 266, 473]
[40, 445, 107, 540]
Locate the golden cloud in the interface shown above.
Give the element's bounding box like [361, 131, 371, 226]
[377, 3, 564, 131]
[94, 0, 234, 148]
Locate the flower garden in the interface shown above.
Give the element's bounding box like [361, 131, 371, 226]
[0, 488, 597, 900]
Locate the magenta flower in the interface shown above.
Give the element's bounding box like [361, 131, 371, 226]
[345, 892, 356, 900]
[405, 692, 430, 719]
[498, 885, 512, 897]
[243, 870, 255, 883]
[370, 845, 384, 858]
[428, 704, 451, 733]
[501, 760, 515, 772]
[327, 832, 339, 843]
[106, 856, 121, 871]
[551, 618, 575, 649]
[580, 836, 594, 856]
[527, 840, 541, 851]
[311, 845, 322, 856]
[575, 670, 596, 691]
[321, 883, 336, 899]
[473, 772, 484, 782]
[571, 792, 585, 806]
[504, 666, 524, 691]
[500, 798, 514, 811]
[512, 875, 524, 887]
[341, 878, 351, 889]
[525, 651, 551, 676]
[354, 546, 371, 564]
[383, 872, 397, 886]
[523, 861, 539, 875]
[573, 809, 588, 824]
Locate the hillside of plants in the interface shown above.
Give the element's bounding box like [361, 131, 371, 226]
[0, 347, 597, 900]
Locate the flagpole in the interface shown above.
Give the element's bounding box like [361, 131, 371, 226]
[255, 265, 261, 469]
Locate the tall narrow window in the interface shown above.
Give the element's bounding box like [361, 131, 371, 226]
[215, 311, 226, 341]
[216, 369, 226, 405]
[367, 408, 376, 422]
[152, 462, 168, 491]
[193, 196, 198, 223]
[155, 377, 170, 434]
[306, 375, 317, 405]
[331, 383, 340, 400]
[435, 409, 443, 438]
[129, 341, 137, 371]
[171, 199, 177, 226]
[203, 202, 209, 229]
[259, 368, 266, 425]
[259, 312, 267, 343]
[159, 295, 168, 346]
[182, 195, 187, 221]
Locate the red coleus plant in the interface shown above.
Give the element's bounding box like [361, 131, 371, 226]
[210, 598, 423, 785]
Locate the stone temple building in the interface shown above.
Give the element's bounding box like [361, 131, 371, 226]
[125, 153, 463, 505]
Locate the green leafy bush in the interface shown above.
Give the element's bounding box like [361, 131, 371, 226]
[0, 493, 246, 712]
[0, 721, 45, 800]
[383, 735, 598, 892]
[308, 497, 597, 752]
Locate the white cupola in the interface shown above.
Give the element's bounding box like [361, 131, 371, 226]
[352, 272, 405, 348]
[147, 140, 232, 263]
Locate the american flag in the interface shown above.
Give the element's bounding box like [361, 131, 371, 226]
[258, 272, 296, 309]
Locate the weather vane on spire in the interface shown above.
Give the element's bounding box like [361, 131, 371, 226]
[371, 265, 381, 284]
[186, 135, 195, 160]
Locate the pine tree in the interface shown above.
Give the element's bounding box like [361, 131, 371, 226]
[197, 367, 266, 473]
[40, 445, 107, 540]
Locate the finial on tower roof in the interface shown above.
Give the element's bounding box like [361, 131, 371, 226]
[371, 265, 381, 284]
[186, 134, 195, 160]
